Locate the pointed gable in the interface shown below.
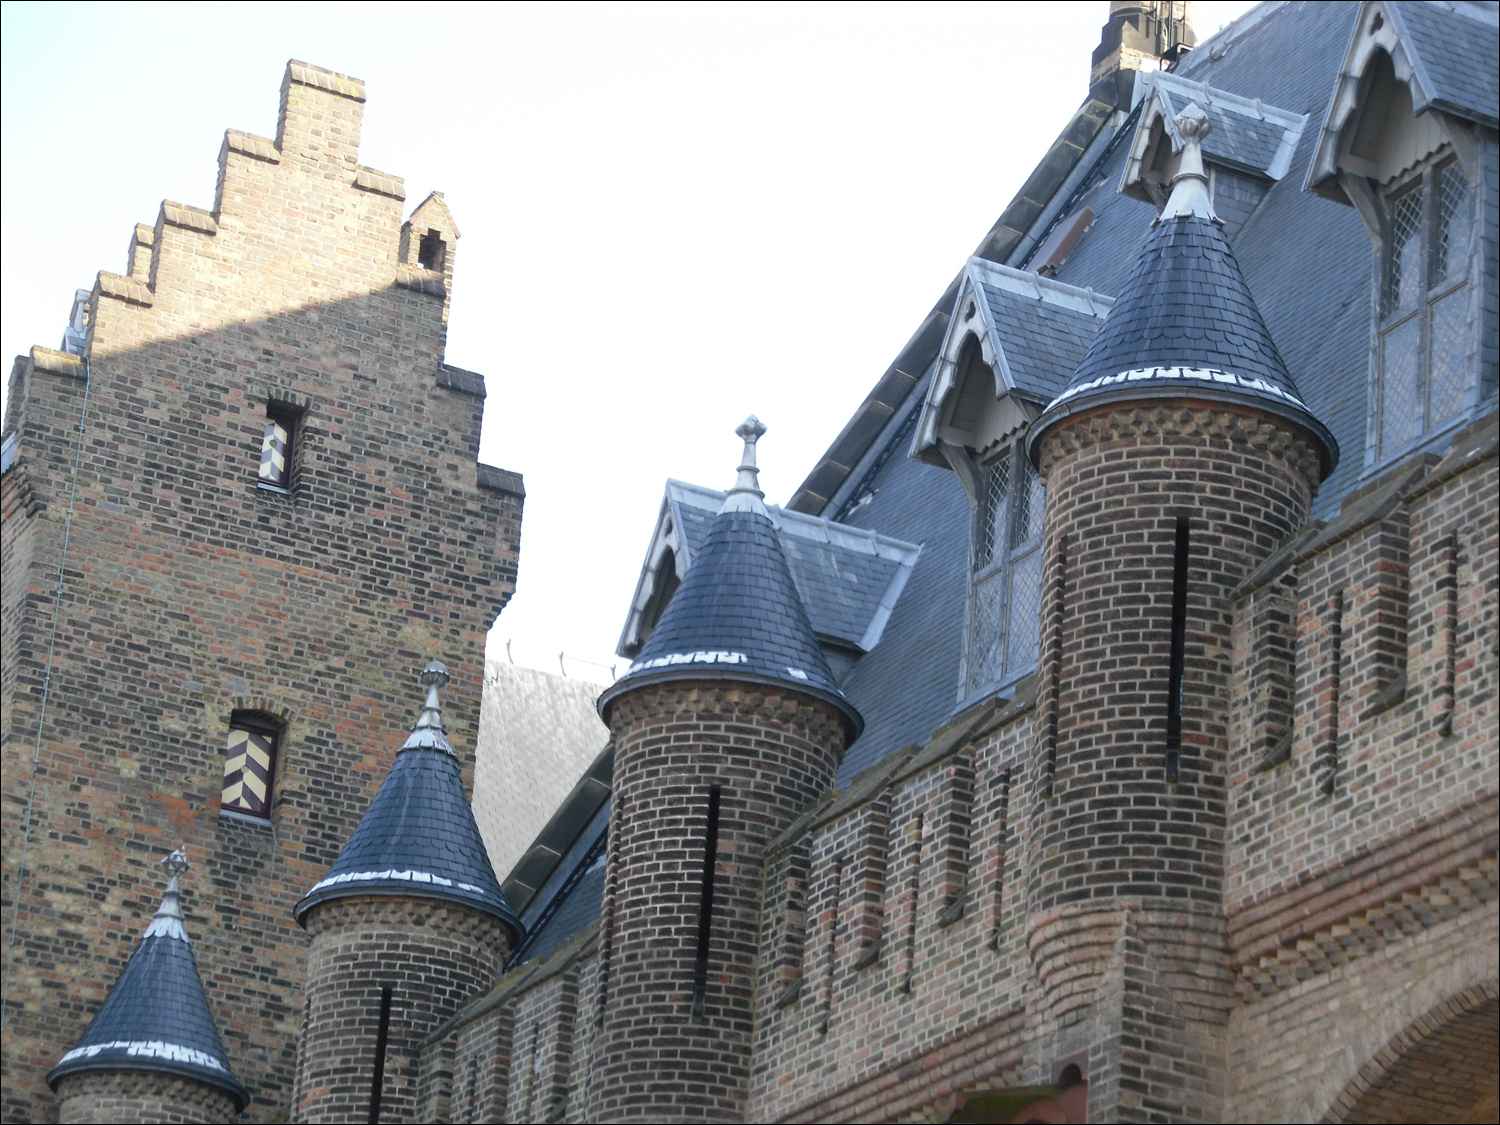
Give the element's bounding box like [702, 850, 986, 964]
[912, 258, 1114, 467]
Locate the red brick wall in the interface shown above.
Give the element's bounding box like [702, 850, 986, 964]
[0, 61, 521, 1123]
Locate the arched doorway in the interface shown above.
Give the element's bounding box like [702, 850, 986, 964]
[1323, 982, 1498, 1124]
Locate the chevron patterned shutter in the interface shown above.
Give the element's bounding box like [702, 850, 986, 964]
[223, 721, 279, 818]
[259, 418, 291, 487]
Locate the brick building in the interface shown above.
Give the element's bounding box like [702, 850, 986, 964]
[2, 1, 1498, 1123]
[1, 60, 523, 1122]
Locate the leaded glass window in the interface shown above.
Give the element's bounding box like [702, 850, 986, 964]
[967, 444, 1045, 698]
[1376, 158, 1475, 459]
[222, 717, 280, 819]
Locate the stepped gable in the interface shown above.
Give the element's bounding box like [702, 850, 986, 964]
[1029, 104, 1338, 478]
[46, 852, 249, 1111]
[294, 662, 522, 941]
[599, 417, 863, 739]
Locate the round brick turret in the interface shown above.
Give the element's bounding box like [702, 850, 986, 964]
[595, 419, 861, 1122]
[1022, 108, 1336, 1120]
[291, 663, 520, 1124]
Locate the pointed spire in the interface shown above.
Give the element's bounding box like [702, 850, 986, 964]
[47, 851, 249, 1111]
[721, 415, 768, 514]
[295, 662, 521, 941]
[600, 417, 862, 739]
[402, 660, 453, 753]
[1028, 133, 1338, 478]
[1160, 104, 1218, 223]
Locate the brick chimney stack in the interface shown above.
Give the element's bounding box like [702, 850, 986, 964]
[1090, 1, 1197, 106]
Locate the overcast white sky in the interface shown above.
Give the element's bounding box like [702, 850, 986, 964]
[1, 1, 1256, 682]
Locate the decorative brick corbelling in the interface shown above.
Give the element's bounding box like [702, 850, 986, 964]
[301, 894, 510, 945]
[1230, 797, 1500, 998]
[606, 680, 848, 747]
[396, 264, 446, 297]
[1034, 400, 1324, 490]
[54, 1069, 238, 1125]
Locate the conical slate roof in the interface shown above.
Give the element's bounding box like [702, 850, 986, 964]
[600, 418, 863, 739]
[1028, 106, 1337, 477]
[293, 663, 522, 942]
[47, 851, 249, 1111]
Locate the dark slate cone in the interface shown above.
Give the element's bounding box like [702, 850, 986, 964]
[293, 662, 522, 943]
[1029, 106, 1337, 477]
[47, 850, 250, 1111]
[600, 418, 862, 739]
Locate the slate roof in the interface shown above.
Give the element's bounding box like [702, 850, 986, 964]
[600, 507, 863, 739]
[1121, 70, 1308, 206]
[47, 854, 249, 1110]
[1389, 0, 1499, 128]
[1030, 211, 1339, 476]
[295, 668, 522, 943]
[618, 480, 920, 658]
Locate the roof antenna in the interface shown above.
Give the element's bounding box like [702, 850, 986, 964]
[722, 415, 768, 514]
[1160, 104, 1219, 224]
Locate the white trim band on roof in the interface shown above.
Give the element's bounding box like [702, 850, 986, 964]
[59, 1040, 230, 1073]
[309, 868, 488, 896]
[627, 650, 747, 674]
[1048, 365, 1309, 410]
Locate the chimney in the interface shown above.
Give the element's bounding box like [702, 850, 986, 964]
[1090, 1, 1196, 107]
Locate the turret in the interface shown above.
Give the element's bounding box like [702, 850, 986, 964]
[47, 851, 248, 1124]
[595, 418, 862, 1122]
[291, 663, 520, 1124]
[1023, 108, 1336, 1121]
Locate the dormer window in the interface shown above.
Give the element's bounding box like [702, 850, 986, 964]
[1375, 158, 1472, 459]
[967, 443, 1044, 698]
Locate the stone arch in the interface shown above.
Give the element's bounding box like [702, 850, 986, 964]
[1321, 980, 1498, 1125]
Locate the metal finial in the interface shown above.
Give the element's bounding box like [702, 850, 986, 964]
[403, 660, 454, 754]
[722, 415, 768, 514]
[1160, 104, 1219, 223]
[144, 849, 189, 940]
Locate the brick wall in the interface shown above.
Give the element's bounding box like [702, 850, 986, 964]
[597, 682, 847, 1122]
[53, 1070, 237, 1125]
[293, 896, 508, 1123]
[0, 60, 521, 1123]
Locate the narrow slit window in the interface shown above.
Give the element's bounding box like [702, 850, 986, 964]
[1165, 518, 1190, 783]
[691, 785, 721, 1016]
[222, 715, 280, 820]
[258, 406, 296, 492]
[368, 986, 392, 1125]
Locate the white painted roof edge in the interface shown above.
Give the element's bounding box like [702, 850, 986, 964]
[964, 256, 1115, 318]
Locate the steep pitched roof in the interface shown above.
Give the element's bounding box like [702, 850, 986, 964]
[294, 663, 521, 942]
[912, 259, 1114, 465]
[47, 852, 249, 1110]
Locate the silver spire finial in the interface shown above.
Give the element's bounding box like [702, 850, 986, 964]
[403, 660, 454, 753]
[721, 415, 768, 514]
[1160, 104, 1219, 223]
[144, 849, 190, 941]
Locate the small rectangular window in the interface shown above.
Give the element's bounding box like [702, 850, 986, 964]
[222, 716, 280, 819]
[258, 407, 296, 492]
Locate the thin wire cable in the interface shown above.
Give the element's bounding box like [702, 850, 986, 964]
[2, 354, 92, 1037]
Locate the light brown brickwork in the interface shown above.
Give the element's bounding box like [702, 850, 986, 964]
[293, 897, 508, 1123]
[1, 60, 521, 1123]
[53, 1070, 238, 1125]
